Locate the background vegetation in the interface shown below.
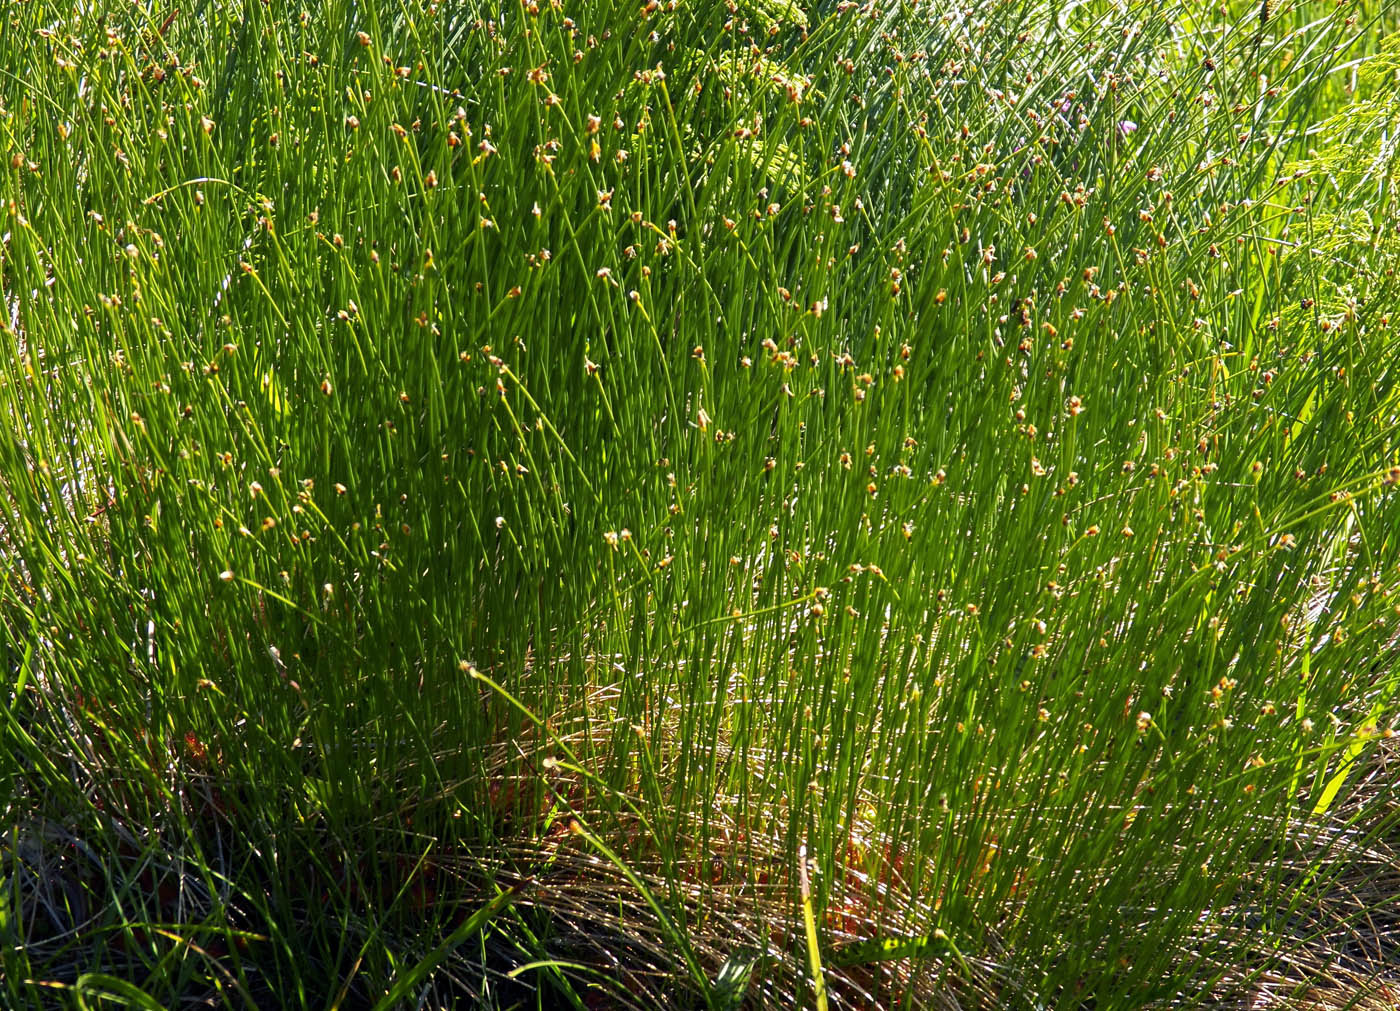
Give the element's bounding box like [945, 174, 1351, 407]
[3, 0, 1400, 1007]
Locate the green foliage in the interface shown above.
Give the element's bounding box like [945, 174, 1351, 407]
[2, 0, 1399, 1007]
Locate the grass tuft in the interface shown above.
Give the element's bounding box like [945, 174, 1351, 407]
[3, 0, 1400, 1006]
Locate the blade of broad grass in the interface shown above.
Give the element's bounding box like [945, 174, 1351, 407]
[1311, 717, 1383, 817]
[369, 884, 519, 1011]
[798, 845, 828, 1011]
[70, 974, 169, 1011]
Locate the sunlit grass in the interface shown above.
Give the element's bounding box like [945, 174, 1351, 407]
[3, 0, 1400, 1007]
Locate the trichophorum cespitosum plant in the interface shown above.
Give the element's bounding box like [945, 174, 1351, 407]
[2, 0, 1400, 1008]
